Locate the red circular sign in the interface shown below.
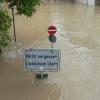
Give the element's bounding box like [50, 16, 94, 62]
[48, 25, 57, 35]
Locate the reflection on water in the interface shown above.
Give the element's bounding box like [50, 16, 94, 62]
[0, 1, 100, 100]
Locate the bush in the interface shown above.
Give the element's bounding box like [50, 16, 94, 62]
[0, 10, 12, 51]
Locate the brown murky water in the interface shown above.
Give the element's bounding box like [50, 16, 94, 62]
[0, 0, 100, 100]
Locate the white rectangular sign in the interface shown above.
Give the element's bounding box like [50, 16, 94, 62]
[24, 49, 61, 71]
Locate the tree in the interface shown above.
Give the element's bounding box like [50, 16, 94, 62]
[7, 0, 41, 17]
[0, 0, 41, 53]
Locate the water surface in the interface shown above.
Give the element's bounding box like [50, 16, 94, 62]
[0, 1, 100, 100]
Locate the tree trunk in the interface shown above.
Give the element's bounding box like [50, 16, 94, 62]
[0, 48, 2, 54]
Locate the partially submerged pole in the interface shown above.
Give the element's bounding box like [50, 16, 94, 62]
[0, 48, 2, 54]
[11, 6, 16, 45]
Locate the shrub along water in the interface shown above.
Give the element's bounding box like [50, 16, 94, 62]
[0, 9, 12, 53]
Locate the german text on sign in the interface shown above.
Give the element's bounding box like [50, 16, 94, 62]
[24, 49, 61, 71]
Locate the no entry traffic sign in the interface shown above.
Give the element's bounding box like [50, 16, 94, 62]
[48, 25, 57, 35]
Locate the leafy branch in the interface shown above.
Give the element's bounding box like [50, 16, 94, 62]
[8, 0, 41, 17]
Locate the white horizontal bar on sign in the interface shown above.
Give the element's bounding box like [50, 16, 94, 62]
[48, 29, 56, 31]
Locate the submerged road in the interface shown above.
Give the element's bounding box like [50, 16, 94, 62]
[0, 1, 100, 100]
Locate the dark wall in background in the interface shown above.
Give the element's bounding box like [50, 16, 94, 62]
[95, 0, 100, 5]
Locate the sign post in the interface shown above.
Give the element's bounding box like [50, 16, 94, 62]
[24, 49, 61, 79]
[48, 35, 56, 48]
[48, 25, 57, 48]
[24, 26, 60, 79]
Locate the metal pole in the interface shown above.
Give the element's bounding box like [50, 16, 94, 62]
[51, 43, 53, 49]
[11, 6, 16, 45]
[51, 43, 54, 54]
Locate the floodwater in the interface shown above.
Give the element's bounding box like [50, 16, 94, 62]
[0, 0, 100, 100]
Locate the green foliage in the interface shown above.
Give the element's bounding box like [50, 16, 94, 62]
[8, 0, 41, 17]
[0, 0, 41, 50]
[0, 10, 12, 48]
[0, 0, 41, 17]
[0, 0, 4, 3]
